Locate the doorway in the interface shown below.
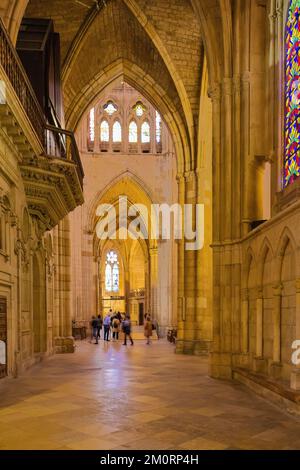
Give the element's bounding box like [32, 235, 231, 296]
[0, 297, 7, 378]
[139, 302, 144, 326]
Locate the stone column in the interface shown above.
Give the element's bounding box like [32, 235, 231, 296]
[291, 279, 300, 390]
[175, 173, 185, 352]
[149, 246, 158, 320]
[256, 288, 263, 358]
[96, 256, 101, 315]
[272, 284, 283, 364]
[124, 268, 130, 314]
[54, 217, 74, 353]
[241, 288, 249, 354]
[145, 259, 150, 313]
[182, 170, 197, 354]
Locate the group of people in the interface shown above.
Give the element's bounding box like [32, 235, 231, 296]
[90, 311, 156, 346]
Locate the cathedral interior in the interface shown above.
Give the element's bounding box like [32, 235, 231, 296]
[0, 0, 300, 452]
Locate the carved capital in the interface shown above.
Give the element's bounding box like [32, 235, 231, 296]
[176, 172, 184, 183]
[273, 283, 283, 296]
[184, 170, 196, 183]
[14, 238, 29, 270]
[233, 76, 241, 95]
[46, 258, 55, 281]
[208, 83, 221, 103]
[256, 288, 263, 299]
[276, 0, 283, 18]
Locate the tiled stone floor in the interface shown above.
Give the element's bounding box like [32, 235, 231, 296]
[0, 340, 300, 450]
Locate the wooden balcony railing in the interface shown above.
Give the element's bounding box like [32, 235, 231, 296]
[0, 18, 84, 187]
[45, 125, 84, 187]
[0, 18, 45, 145]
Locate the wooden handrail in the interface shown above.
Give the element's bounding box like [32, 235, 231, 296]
[45, 124, 84, 186]
[0, 18, 45, 146]
[0, 19, 84, 188]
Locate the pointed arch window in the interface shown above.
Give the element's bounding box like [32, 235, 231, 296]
[113, 121, 122, 142]
[155, 111, 162, 143]
[284, 0, 300, 186]
[105, 251, 119, 292]
[100, 120, 109, 142]
[141, 121, 150, 143]
[129, 121, 138, 143]
[89, 108, 95, 142]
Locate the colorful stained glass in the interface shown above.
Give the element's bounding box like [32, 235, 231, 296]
[105, 251, 119, 292]
[284, 0, 300, 186]
[104, 101, 117, 115]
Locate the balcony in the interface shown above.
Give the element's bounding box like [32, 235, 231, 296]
[0, 19, 84, 232]
[129, 289, 145, 299]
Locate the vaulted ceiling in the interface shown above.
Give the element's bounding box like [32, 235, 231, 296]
[1, 0, 233, 170]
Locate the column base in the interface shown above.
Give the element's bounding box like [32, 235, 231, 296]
[175, 339, 194, 355]
[209, 352, 233, 380]
[253, 357, 268, 374]
[270, 361, 283, 380]
[175, 339, 211, 356]
[54, 336, 75, 354]
[290, 369, 300, 391]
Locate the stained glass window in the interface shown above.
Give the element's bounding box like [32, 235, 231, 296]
[133, 101, 145, 117]
[104, 101, 117, 116]
[113, 121, 122, 142]
[141, 122, 150, 143]
[100, 120, 109, 142]
[155, 111, 161, 143]
[129, 121, 138, 143]
[89, 108, 95, 142]
[105, 250, 119, 292]
[284, 0, 300, 187]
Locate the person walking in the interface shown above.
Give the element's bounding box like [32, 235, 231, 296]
[97, 315, 103, 340]
[92, 316, 99, 344]
[103, 311, 111, 342]
[144, 314, 153, 345]
[122, 314, 134, 346]
[112, 316, 120, 341]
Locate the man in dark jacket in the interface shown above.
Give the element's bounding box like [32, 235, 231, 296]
[92, 316, 99, 344]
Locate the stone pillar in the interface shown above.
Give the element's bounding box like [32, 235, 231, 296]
[175, 174, 185, 352]
[149, 246, 158, 320]
[96, 256, 101, 315]
[272, 284, 282, 364]
[145, 259, 150, 313]
[54, 217, 74, 354]
[268, 283, 283, 379]
[181, 171, 197, 354]
[241, 288, 249, 354]
[256, 289, 263, 358]
[124, 268, 130, 314]
[291, 279, 300, 390]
